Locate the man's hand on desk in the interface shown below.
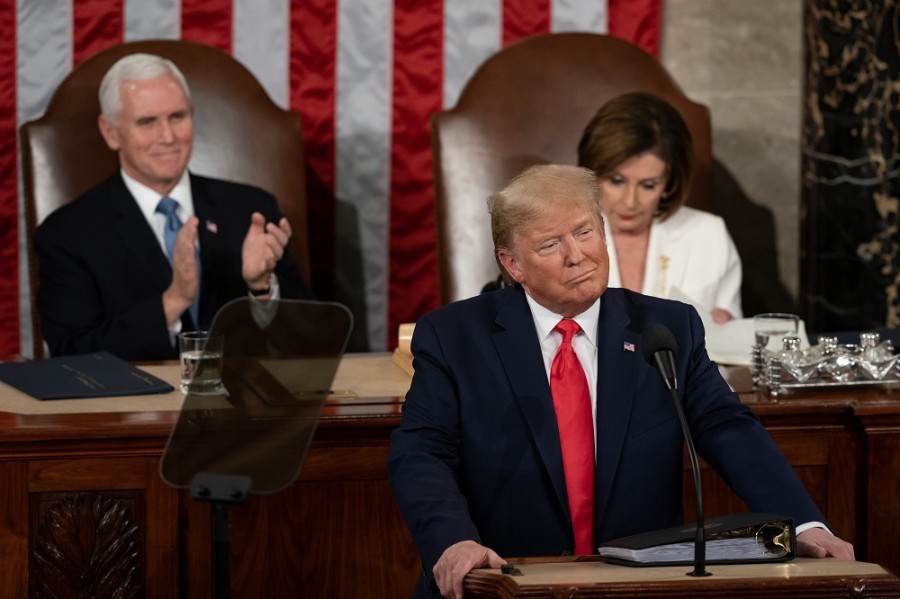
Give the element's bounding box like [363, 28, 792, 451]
[797, 528, 856, 560]
[434, 539, 506, 599]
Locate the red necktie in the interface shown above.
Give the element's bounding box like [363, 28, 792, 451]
[550, 319, 595, 555]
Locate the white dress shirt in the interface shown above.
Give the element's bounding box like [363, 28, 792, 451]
[121, 169, 194, 257]
[121, 170, 194, 339]
[524, 292, 600, 451]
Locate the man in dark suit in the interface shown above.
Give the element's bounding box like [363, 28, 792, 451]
[387, 164, 853, 599]
[34, 53, 310, 360]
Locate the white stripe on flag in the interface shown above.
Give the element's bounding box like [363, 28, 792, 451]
[17, 0, 74, 357]
[551, 0, 607, 33]
[233, 0, 289, 108]
[336, 0, 393, 349]
[124, 0, 181, 41]
[443, 2, 501, 109]
[17, 0, 72, 123]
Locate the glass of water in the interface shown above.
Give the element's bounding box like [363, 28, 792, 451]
[178, 331, 225, 395]
[753, 313, 800, 355]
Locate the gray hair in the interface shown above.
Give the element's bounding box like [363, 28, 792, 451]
[99, 53, 191, 124]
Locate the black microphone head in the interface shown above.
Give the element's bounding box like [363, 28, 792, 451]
[641, 323, 679, 364]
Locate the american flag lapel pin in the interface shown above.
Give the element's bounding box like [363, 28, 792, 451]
[205, 219, 218, 234]
[623, 341, 635, 353]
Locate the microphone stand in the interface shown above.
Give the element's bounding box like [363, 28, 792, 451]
[653, 352, 711, 577]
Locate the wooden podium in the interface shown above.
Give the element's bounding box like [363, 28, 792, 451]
[464, 557, 900, 598]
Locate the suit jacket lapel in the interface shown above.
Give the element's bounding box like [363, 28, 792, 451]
[594, 291, 642, 523]
[490, 289, 647, 536]
[108, 175, 172, 292]
[191, 174, 216, 237]
[190, 175, 220, 327]
[493, 289, 570, 517]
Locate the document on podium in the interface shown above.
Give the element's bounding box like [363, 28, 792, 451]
[598, 512, 796, 566]
[0, 351, 174, 400]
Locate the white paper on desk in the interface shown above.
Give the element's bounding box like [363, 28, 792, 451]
[667, 287, 809, 366]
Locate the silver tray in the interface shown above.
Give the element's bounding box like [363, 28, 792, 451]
[762, 377, 900, 397]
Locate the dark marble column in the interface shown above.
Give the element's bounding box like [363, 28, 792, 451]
[801, 0, 899, 332]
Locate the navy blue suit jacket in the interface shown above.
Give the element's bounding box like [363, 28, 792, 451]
[388, 286, 825, 597]
[34, 172, 311, 360]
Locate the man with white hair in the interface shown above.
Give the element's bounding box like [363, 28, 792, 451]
[35, 53, 310, 360]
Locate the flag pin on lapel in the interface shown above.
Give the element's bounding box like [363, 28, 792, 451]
[623, 341, 635, 352]
[206, 219, 218, 233]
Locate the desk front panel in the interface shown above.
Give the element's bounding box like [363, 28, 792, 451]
[0, 355, 418, 599]
[0, 404, 418, 599]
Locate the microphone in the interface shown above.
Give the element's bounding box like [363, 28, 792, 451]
[641, 324, 710, 577]
[641, 324, 678, 392]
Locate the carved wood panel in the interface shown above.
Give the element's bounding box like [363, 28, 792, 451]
[7, 455, 182, 599]
[31, 491, 143, 599]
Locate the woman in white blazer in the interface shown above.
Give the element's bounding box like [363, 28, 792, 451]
[578, 92, 742, 322]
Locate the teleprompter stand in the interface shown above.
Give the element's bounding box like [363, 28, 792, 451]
[191, 473, 252, 599]
[159, 299, 353, 598]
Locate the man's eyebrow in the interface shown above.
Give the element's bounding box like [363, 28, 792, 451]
[530, 232, 560, 245]
[573, 219, 593, 230]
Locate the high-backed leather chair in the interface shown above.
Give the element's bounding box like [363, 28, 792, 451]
[432, 33, 713, 304]
[20, 39, 309, 358]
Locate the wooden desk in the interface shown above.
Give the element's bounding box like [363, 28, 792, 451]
[1, 358, 898, 598]
[0, 355, 419, 599]
[465, 558, 900, 598]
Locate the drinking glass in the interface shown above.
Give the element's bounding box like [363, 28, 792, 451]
[178, 331, 225, 394]
[753, 313, 800, 355]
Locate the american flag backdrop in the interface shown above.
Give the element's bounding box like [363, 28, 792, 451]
[0, 0, 660, 356]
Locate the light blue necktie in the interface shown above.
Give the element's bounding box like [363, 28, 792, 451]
[156, 196, 200, 327]
[156, 196, 182, 262]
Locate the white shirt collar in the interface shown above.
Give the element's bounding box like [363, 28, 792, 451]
[523, 291, 601, 348]
[122, 169, 194, 223]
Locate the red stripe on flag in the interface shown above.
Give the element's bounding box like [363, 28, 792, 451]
[502, 0, 551, 47]
[290, 0, 338, 303]
[181, 0, 233, 53]
[389, 0, 443, 348]
[0, 0, 17, 354]
[608, 0, 661, 57]
[72, 0, 124, 66]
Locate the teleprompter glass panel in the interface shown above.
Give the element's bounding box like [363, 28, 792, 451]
[160, 298, 353, 494]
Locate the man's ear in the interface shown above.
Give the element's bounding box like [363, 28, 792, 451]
[98, 115, 120, 151]
[497, 250, 524, 284]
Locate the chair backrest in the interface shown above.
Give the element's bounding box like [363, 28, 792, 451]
[20, 39, 309, 358]
[432, 32, 713, 304]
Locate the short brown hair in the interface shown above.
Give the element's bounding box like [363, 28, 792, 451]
[577, 92, 693, 220]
